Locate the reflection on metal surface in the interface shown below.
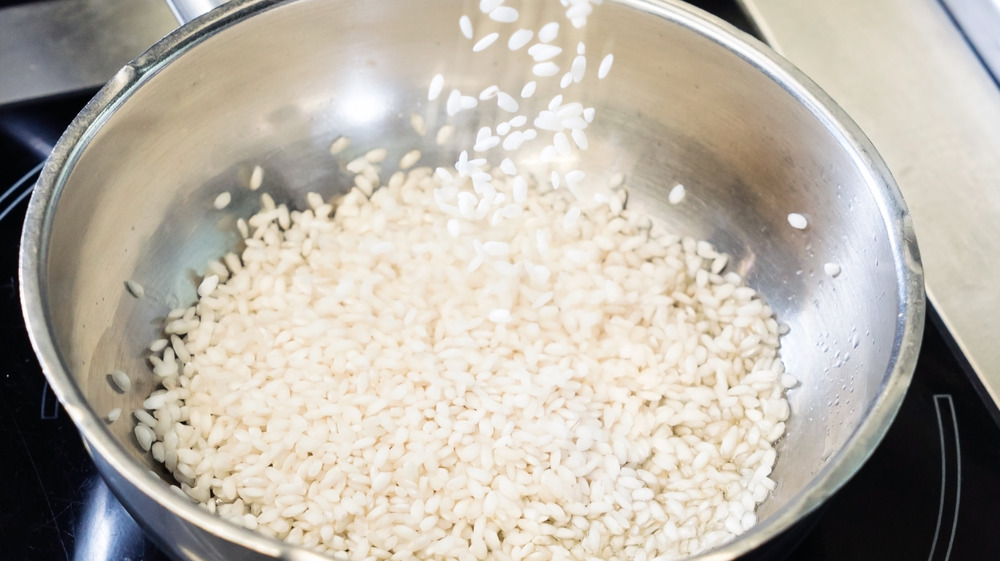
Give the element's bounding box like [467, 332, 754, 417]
[164, 0, 228, 24]
[73, 475, 150, 561]
[740, 0, 1000, 418]
[0, 0, 176, 106]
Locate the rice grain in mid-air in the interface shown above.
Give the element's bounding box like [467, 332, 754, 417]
[459, 15, 473, 39]
[508, 29, 534, 50]
[428, 73, 445, 101]
[598, 53, 614, 79]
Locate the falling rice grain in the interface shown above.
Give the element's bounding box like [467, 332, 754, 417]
[598, 53, 615, 79]
[571, 55, 587, 83]
[497, 92, 519, 113]
[459, 15, 473, 39]
[428, 74, 445, 101]
[538, 22, 560, 42]
[480, 85, 500, 100]
[824, 263, 842, 277]
[106, 408, 121, 423]
[533, 62, 560, 77]
[447, 90, 462, 116]
[479, 0, 503, 12]
[490, 6, 518, 23]
[473, 33, 500, 52]
[529, 43, 563, 62]
[508, 29, 534, 51]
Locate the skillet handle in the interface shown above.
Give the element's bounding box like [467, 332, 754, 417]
[163, 0, 228, 24]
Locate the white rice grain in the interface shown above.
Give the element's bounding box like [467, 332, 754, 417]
[365, 147, 388, 163]
[428, 74, 445, 101]
[213, 192, 232, 210]
[410, 113, 427, 136]
[500, 158, 517, 176]
[329, 135, 351, 155]
[598, 53, 614, 79]
[532, 62, 560, 77]
[488, 308, 512, 323]
[197, 275, 220, 298]
[538, 21, 560, 42]
[249, 165, 264, 191]
[459, 15, 473, 39]
[473, 33, 500, 52]
[110, 370, 132, 392]
[497, 92, 519, 113]
[435, 124, 456, 146]
[571, 55, 587, 83]
[669, 183, 686, 204]
[489, 6, 518, 23]
[399, 149, 422, 170]
[787, 213, 808, 230]
[479, 0, 503, 12]
[528, 43, 562, 61]
[508, 29, 534, 50]
[125, 280, 145, 299]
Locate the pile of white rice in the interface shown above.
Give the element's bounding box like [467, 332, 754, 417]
[134, 160, 792, 560]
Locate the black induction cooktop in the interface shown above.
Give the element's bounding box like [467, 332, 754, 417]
[2, 3, 999, 559]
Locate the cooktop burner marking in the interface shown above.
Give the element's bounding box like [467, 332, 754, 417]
[928, 394, 961, 561]
[0, 161, 42, 223]
[6, 407, 71, 559]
